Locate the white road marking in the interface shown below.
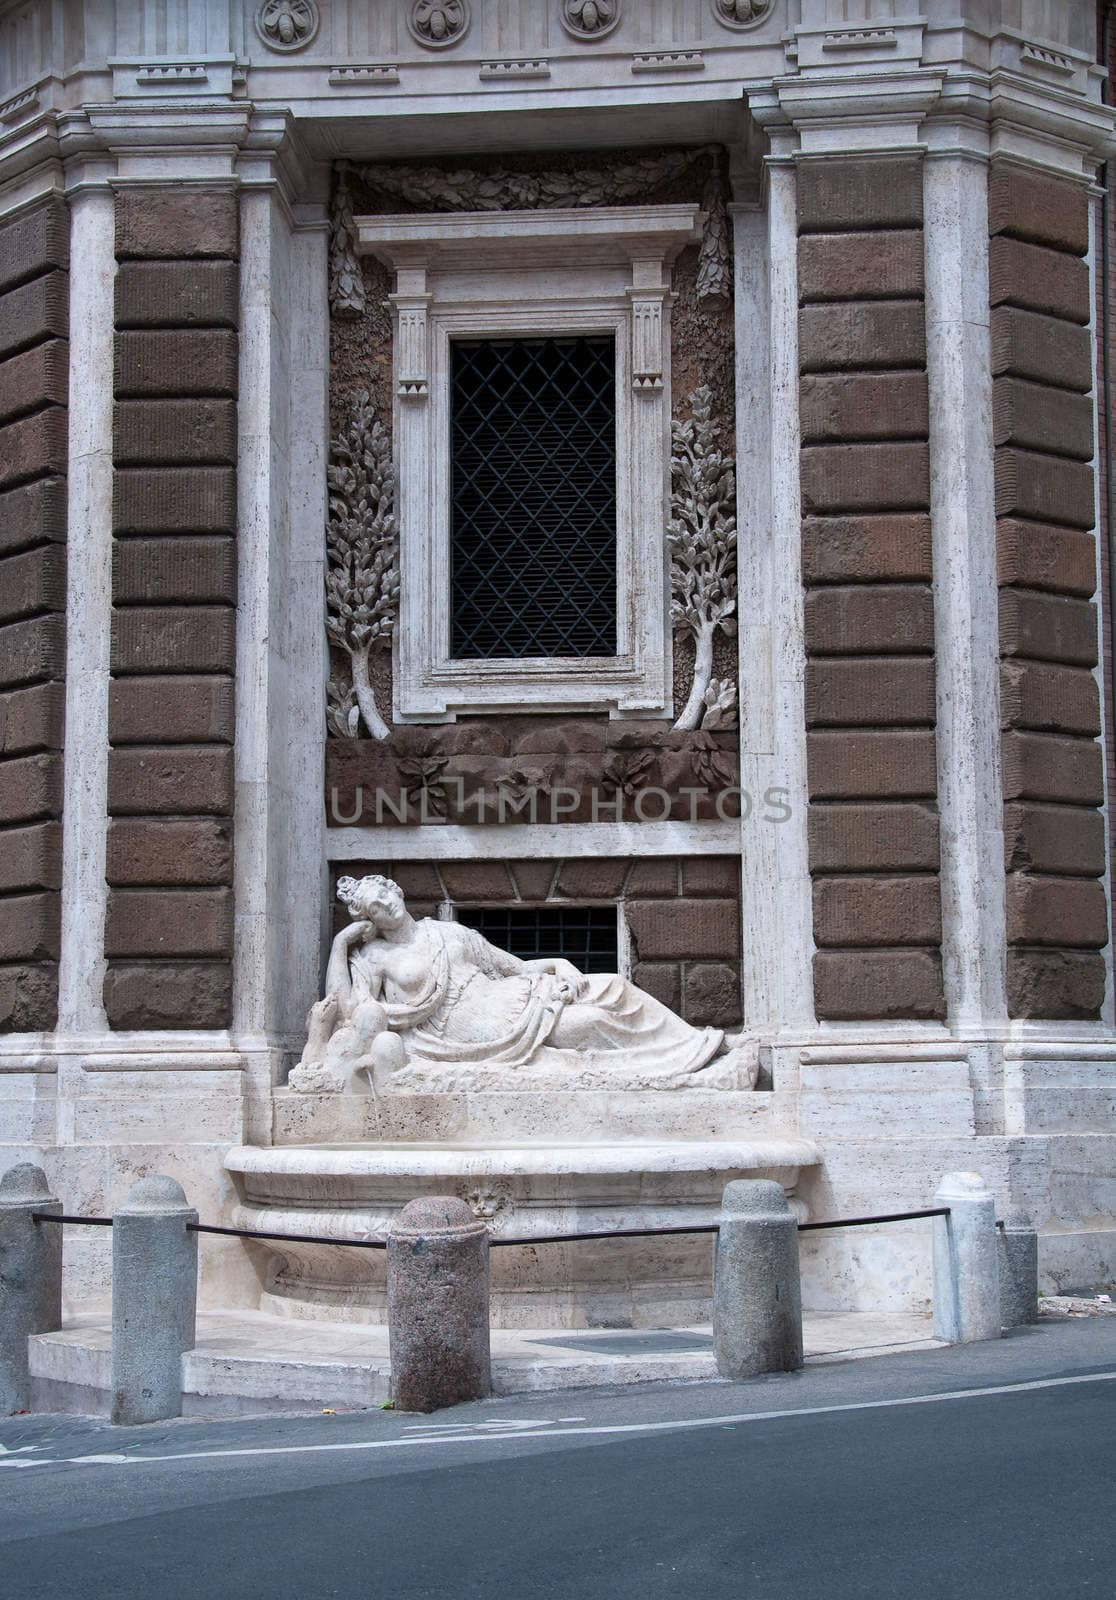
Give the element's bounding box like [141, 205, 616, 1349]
[2, 1370, 1113, 1472]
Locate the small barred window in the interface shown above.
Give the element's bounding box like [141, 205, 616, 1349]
[454, 906, 619, 974]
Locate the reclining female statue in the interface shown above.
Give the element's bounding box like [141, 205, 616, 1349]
[289, 874, 758, 1094]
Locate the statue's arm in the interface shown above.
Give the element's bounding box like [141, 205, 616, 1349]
[325, 920, 371, 999]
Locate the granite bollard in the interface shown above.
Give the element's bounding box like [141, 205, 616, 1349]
[0, 1162, 62, 1415]
[713, 1178, 804, 1379]
[111, 1175, 198, 1426]
[932, 1171, 1002, 1344]
[998, 1209, 1039, 1329]
[387, 1195, 491, 1412]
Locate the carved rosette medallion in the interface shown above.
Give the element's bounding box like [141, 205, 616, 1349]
[254, 0, 319, 51]
[408, 0, 471, 49]
[711, 0, 772, 29]
[561, 0, 621, 41]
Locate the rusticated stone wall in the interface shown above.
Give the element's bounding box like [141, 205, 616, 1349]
[104, 190, 239, 1029]
[991, 164, 1108, 1019]
[0, 196, 68, 1031]
[796, 156, 944, 1021]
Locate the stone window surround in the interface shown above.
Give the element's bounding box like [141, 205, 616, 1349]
[356, 204, 703, 720]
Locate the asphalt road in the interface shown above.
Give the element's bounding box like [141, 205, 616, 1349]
[2, 1318, 1114, 1600]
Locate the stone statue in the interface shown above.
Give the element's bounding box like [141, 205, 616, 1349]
[289, 874, 758, 1094]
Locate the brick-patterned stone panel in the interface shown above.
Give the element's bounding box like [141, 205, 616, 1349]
[805, 656, 936, 726]
[1001, 731, 1104, 806]
[115, 189, 239, 261]
[994, 450, 1095, 529]
[812, 874, 941, 948]
[1006, 949, 1106, 1020]
[114, 399, 237, 466]
[508, 861, 558, 900]
[0, 197, 68, 294]
[630, 961, 680, 1014]
[0, 476, 66, 558]
[999, 659, 1100, 735]
[114, 330, 239, 398]
[797, 230, 924, 302]
[1003, 802, 1106, 878]
[0, 339, 68, 424]
[996, 520, 1097, 597]
[102, 960, 232, 1030]
[801, 443, 930, 514]
[0, 964, 57, 1031]
[0, 407, 68, 491]
[993, 378, 1094, 462]
[797, 156, 924, 233]
[106, 816, 233, 886]
[801, 514, 932, 585]
[554, 859, 630, 899]
[113, 466, 237, 534]
[0, 820, 62, 893]
[1006, 875, 1108, 948]
[109, 675, 234, 745]
[682, 963, 742, 1029]
[437, 861, 517, 901]
[990, 306, 1092, 392]
[989, 166, 1089, 256]
[622, 899, 740, 962]
[799, 372, 928, 444]
[799, 301, 926, 373]
[679, 857, 740, 897]
[104, 886, 233, 959]
[988, 237, 1091, 324]
[112, 538, 237, 606]
[998, 589, 1098, 667]
[0, 545, 65, 624]
[622, 858, 682, 897]
[813, 948, 945, 1021]
[110, 606, 236, 675]
[809, 802, 940, 873]
[115, 260, 239, 330]
[804, 584, 934, 655]
[0, 891, 60, 961]
[807, 730, 937, 799]
[0, 614, 65, 688]
[107, 746, 234, 816]
[0, 273, 68, 361]
[0, 683, 65, 756]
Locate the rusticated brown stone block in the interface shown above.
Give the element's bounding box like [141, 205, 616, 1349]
[107, 817, 232, 887]
[996, 520, 1096, 598]
[105, 886, 233, 958]
[0, 545, 65, 625]
[797, 229, 924, 302]
[624, 858, 681, 897]
[680, 857, 740, 897]
[989, 165, 1089, 256]
[113, 467, 237, 534]
[107, 746, 233, 816]
[0, 683, 64, 756]
[0, 962, 57, 1030]
[115, 259, 239, 330]
[807, 729, 937, 799]
[809, 803, 940, 873]
[801, 443, 929, 514]
[802, 514, 932, 585]
[103, 959, 232, 1030]
[800, 372, 927, 445]
[1006, 949, 1105, 1020]
[0, 273, 68, 361]
[0, 407, 67, 491]
[554, 859, 629, 899]
[995, 451, 1095, 530]
[109, 675, 234, 745]
[0, 339, 68, 426]
[993, 379, 1093, 463]
[114, 330, 239, 398]
[998, 589, 1097, 667]
[991, 307, 1092, 392]
[813, 874, 941, 948]
[0, 196, 68, 295]
[0, 614, 65, 688]
[114, 399, 237, 467]
[1006, 874, 1108, 948]
[116, 189, 239, 261]
[805, 656, 936, 726]
[0, 476, 66, 558]
[799, 301, 925, 373]
[988, 237, 1091, 324]
[0, 821, 62, 893]
[1003, 803, 1105, 878]
[813, 948, 945, 1020]
[683, 963, 742, 1028]
[1001, 731, 1103, 806]
[999, 660, 1099, 735]
[111, 606, 235, 675]
[625, 899, 740, 961]
[797, 156, 924, 233]
[631, 961, 681, 1013]
[0, 892, 60, 960]
[112, 538, 236, 606]
[437, 862, 516, 901]
[804, 584, 934, 656]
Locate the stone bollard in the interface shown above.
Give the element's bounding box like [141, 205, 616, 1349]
[111, 1175, 198, 1426]
[713, 1179, 804, 1380]
[0, 1162, 62, 1415]
[387, 1196, 491, 1413]
[932, 1171, 1002, 1344]
[998, 1208, 1039, 1330]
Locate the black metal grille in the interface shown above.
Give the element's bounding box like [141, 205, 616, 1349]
[455, 906, 618, 974]
[450, 336, 617, 659]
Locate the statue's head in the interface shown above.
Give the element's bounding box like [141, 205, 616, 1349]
[336, 874, 407, 931]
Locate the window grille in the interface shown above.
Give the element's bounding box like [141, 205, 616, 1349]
[455, 906, 619, 974]
[450, 336, 617, 659]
